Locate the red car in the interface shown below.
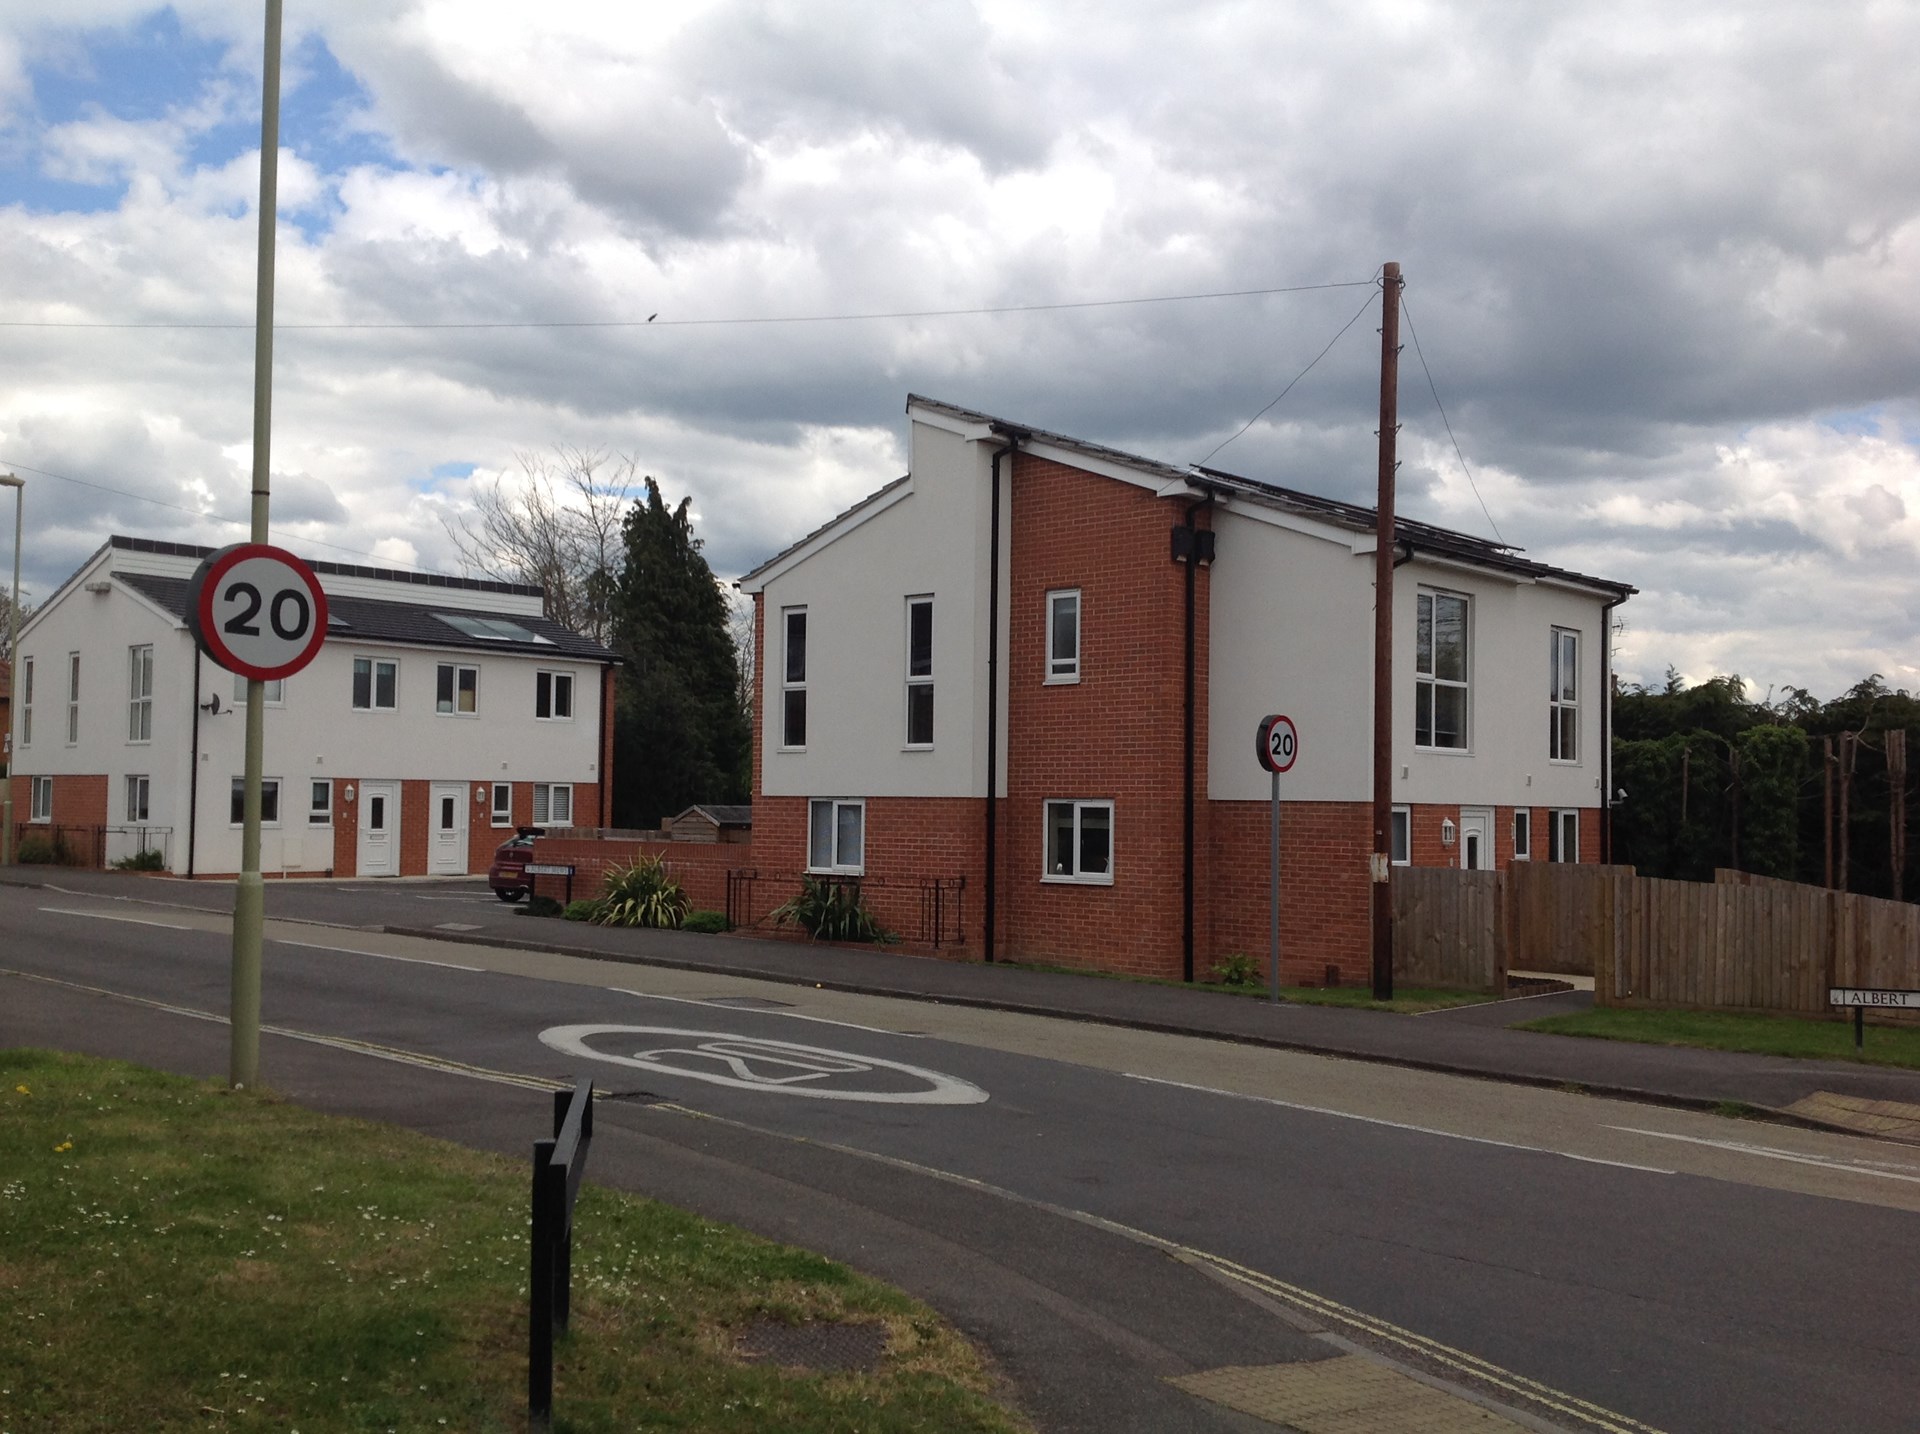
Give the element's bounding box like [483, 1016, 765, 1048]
[488, 827, 545, 902]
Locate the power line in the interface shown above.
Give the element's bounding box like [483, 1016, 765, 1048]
[0, 279, 1376, 332]
[1400, 298, 1504, 546]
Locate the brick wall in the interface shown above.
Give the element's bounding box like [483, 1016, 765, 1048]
[527, 834, 741, 914]
[1207, 799, 1374, 985]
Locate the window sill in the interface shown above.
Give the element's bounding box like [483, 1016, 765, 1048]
[1413, 745, 1473, 756]
[902, 743, 934, 753]
[1040, 873, 1115, 886]
[1547, 758, 1580, 766]
[777, 745, 807, 754]
[1043, 674, 1080, 686]
[805, 867, 866, 878]
[534, 717, 575, 724]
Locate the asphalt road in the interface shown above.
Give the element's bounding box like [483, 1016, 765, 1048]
[5, 881, 1920, 1434]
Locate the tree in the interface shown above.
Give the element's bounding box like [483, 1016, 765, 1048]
[608, 478, 750, 828]
[0, 592, 32, 663]
[442, 447, 632, 645]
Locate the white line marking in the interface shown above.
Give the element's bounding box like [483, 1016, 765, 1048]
[608, 987, 923, 1037]
[1412, 985, 1579, 1015]
[1125, 1073, 1675, 1174]
[274, 940, 481, 972]
[39, 906, 194, 931]
[1605, 1127, 1920, 1183]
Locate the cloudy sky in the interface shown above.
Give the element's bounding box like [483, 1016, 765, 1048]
[2, 0, 1917, 699]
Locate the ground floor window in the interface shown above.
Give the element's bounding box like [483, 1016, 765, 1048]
[308, 780, 332, 826]
[491, 782, 513, 826]
[30, 776, 51, 822]
[229, 778, 282, 826]
[532, 783, 572, 826]
[1390, 806, 1410, 865]
[125, 775, 150, 823]
[1513, 809, 1531, 860]
[1044, 799, 1112, 883]
[1548, 809, 1579, 863]
[808, 798, 865, 873]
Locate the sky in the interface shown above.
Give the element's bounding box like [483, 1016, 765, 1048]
[1, 0, 1918, 700]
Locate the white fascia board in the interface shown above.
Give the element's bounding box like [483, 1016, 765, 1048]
[905, 402, 997, 443]
[1397, 551, 1534, 588]
[1535, 574, 1631, 602]
[1155, 476, 1212, 500]
[1020, 437, 1169, 493]
[1221, 495, 1361, 549]
[736, 479, 916, 594]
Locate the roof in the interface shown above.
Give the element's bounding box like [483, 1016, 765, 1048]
[675, 803, 753, 826]
[114, 571, 618, 663]
[107, 536, 544, 598]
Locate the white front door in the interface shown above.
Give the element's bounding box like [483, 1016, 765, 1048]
[358, 781, 400, 877]
[430, 783, 468, 875]
[1458, 807, 1494, 871]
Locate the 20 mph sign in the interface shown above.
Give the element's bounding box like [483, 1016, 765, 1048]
[186, 543, 329, 681]
[1256, 713, 1298, 774]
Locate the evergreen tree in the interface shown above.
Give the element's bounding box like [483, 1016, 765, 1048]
[608, 478, 750, 828]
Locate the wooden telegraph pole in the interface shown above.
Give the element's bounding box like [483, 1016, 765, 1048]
[1371, 263, 1402, 1001]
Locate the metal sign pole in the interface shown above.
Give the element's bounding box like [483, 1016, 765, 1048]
[1269, 767, 1281, 1002]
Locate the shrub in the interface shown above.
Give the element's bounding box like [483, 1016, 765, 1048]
[562, 899, 605, 922]
[524, 894, 564, 918]
[682, 909, 730, 934]
[17, 835, 59, 865]
[770, 876, 891, 943]
[112, 849, 165, 872]
[593, 856, 690, 929]
[1210, 951, 1259, 987]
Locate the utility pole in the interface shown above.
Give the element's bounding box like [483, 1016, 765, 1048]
[1370, 262, 1402, 1002]
[1889, 730, 1907, 902]
[230, 0, 282, 1090]
[1839, 731, 1855, 893]
[1823, 736, 1834, 888]
[0, 474, 20, 866]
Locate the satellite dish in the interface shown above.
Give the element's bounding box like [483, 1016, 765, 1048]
[200, 692, 223, 715]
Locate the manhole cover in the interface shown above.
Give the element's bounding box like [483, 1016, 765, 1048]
[701, 996, 797, 1010]
[735, 1320, 888, 1372]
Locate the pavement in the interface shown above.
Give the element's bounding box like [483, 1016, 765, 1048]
[7, 864, 1920, 1142]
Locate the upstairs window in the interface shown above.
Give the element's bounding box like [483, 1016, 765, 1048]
[782, 607, 807, 748]
[352, 657, 397, 711]
[1549, 628, 1579, 762]
[905, 596, 933, 747]
[1046, 590, 1080, 682]
[128, 645, 153, 743]
[535, 670, 574, 721]
[66, 652, 80, 744]
[808, 798, 864, 874]
[1044, 799, 1113, 883]
[436, 663, 478, 716]
[1415, 591, 1469, 750]
[18, 655, 31, 746]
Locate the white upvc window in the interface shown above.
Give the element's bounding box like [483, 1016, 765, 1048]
[535, 670, 574, 721]
[1512, 809, 1532, 861]
[1390, 806, 1411, 866]
[308, 779, 332, 827]
[1549, 627, 1579, 762]
[781, 607, 807, 748]
[436, 663, 478, 716]
[229, 777, 282, 827]
[1548, 809, 1580, 863]
[66, 652, 80, 745]
[352, 656, 398, 711]
[1046, 589, 1081, 683]
[491, 782, 513, 826]
[233, 673, 285, 705]
[128, 645, 154, 743]
[807, 798, 865, 874]
[125, 774, 150, 823]
[532, 783, 573, 826]
[1415, 590, 1470, 751]
[905, 595, 933, 748]
[29, 774, 51, 822]
[18, 655, 30, 746]
[1043, 799, 1113, 883]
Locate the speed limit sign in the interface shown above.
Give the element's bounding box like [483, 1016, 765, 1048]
[1256, 713, 1298, 774]
[186, 543, 329, 681]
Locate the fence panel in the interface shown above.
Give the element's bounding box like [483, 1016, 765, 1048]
[1506, 863, 1632, 975]
[1392, 868, 1507, 993]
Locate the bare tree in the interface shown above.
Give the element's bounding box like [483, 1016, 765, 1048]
[442, 447, 634, 645]
[0, 592, 31, 663]
[729, 591, 755, 721]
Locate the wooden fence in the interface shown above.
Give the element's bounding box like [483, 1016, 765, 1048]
[1391, 868, 1507, 994]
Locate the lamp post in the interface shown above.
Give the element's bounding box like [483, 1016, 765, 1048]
[1, 473, 22, 866]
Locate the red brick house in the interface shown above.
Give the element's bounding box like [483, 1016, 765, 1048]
[737, 396, 1634, 984]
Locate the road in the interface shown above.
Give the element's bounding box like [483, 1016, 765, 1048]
[4, 877, 1918, 1433]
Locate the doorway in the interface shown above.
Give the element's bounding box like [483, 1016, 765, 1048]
[430, 783, 469, 875]
[357, 781, 401, 877]
[1458, 807, 1494, 871]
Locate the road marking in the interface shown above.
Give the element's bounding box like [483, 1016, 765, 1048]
[608, 987, 923, 1037]
[540, 1024, 983, 1104]
[1126, 1073, 1675, 1175]
[1606, 1127, 1920, 1183]
[39, 906, 194, 931]
[273, 940, 482, 972]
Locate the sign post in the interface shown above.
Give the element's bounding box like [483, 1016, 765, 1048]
[1829, 987, 1920, 1050]
[1256, 714, 1299, 1003]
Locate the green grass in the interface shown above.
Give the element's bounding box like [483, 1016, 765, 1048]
[0, 1049, 1029, 1434]
[1518, 1008, 1920, 1070]
[999, 960, 1493, 1014]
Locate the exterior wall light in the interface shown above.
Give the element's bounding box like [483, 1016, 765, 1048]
[343, 784, 355, 803]
[1440, 818, 1456, 847]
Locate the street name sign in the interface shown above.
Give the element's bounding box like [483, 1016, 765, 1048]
[1829, 988, 1920, 1008]
[186, 542, 329, 680]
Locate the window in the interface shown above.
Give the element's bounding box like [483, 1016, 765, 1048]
[808, 798, 864, 873]
[352, 657, 398, 711]
[125, 775, 150, 823]
[128, 645, 154, 743]
[532, 783, 572, 826]
[1513, 809, 1532, 861]
[1415, 590, 1469, 750]
[66, 652, 80, 744]
[435, 663, 478, 716]
[1046, 590, 1080, 682]
[233, 673, 285, 705]
[18, 655, 30, 746]
[1044, 799, 1113, 883]
[781, 607, 807, 748]
[229, 778, 282, 826]
[905, 596, 933, 747]
[1390, 806, 1411, 865]
[29, 775, 51, 822]
[1548, 809, 1579, 863]
[491, 782, 513, 826]
[308, 780, 332, 826]
[1549, 628, 1579, 762]
[535, 670, 574, 721]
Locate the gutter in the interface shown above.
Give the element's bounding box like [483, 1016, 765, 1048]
[1175, 490, 1216, 983]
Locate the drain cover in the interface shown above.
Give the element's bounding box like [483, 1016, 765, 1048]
[735, 1320, 888, 1372]
[701, 995, 798, 1010]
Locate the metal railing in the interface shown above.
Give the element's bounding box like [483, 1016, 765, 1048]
[725, 868, 967, 948]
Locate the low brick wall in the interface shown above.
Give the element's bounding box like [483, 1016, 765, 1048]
[527, 832, 740, 914]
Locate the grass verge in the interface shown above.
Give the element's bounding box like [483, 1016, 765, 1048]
[0, 1049, 1029, 1434]
[1518, 1008, 1920, 1071]
[999, 960, 1492, 1013]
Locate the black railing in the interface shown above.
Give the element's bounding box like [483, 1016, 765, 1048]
[530, 1079, 594, 1429]
[725, 868, 966, 947]
[9, 822, 107, 868]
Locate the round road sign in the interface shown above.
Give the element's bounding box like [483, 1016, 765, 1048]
[1256, 713, 1299, 774]
[186, 543, 329, 681]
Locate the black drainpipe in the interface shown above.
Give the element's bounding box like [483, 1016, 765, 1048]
[187, 653, 201, 877]
[1175, 491, 1216, 983]
[983, 429, 1022, 963]
[1600, 593, 1626, 864]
